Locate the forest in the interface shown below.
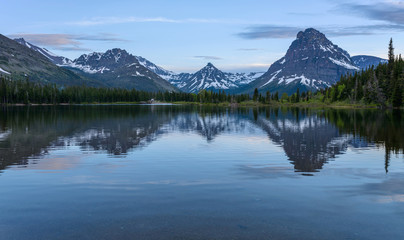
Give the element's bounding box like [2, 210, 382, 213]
[0, 40, 403, 107]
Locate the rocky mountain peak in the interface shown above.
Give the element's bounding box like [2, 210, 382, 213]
[206, 62, 215, 68]
[242, 28, 359, 94]
[14, 37, 26, 44]
[296, 28, 325, 41]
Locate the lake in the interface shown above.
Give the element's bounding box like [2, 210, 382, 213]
[0, 105, 403, 239]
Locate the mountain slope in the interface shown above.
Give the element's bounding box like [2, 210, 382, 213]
[14, 38, 72, 66]
[0, 34, 102, 86]
[135, 55, 176, 80]
[240, 28, 359, 94]
[351, 55, 387, 70]
[133, 56, 263, 93]
[64, 49, 177, 92]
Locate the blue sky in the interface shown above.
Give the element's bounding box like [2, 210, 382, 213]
[2, 0, 404, 73]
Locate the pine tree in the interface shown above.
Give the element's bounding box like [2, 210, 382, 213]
[265, 91, 271, 103]
[388, 38, 394, 66]
[253, 88, 259, 102]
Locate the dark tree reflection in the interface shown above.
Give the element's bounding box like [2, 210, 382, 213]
[0, 105, 402, 173]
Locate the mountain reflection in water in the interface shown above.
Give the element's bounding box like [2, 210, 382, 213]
[0, 105, 403, 173]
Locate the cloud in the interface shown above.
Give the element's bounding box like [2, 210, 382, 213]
[8, 33, 80, 46]
[237, 24, 404, 40]
[338, 1, 404, 25]
[8, 33, 127, 52]
[8, 33, 126, 46]
[327, 24, 404, 37]
[69, 17, 180, 26]
[68, 17, 225, 26]
[53, 46, 93, 52]
[193, 56, 223, 60]
[237, 25, 303, 39]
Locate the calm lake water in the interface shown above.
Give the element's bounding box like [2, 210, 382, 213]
[0, 105, 403, 240]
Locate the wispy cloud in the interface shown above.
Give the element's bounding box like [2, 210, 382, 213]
[69, 17, 180, 26]
[237, 25, 303, 39]
[8, 33, 126, 51]
[9, 33, 80, 46]
[337, 1, 404, 25]
[8, 33, 126, 46]
[237, 23, 404, 40]
[193, 56, 223, 60]
[68, 17, 226, 26]
[53, 46, 93, 52]
[327, 24, 404, 37]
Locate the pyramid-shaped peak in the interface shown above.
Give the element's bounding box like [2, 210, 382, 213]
[297, 28, 326, 40]
[206, 62, 216, 68]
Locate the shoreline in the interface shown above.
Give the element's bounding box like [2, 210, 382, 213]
[0, 101, 394, 109]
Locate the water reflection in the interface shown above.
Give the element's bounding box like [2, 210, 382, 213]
[0, 105, 403, 173]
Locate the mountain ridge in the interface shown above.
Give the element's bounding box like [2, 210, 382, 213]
[0, 34, 103, 86]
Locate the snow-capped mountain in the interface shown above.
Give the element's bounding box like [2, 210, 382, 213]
[135, 55, 176, 80]
[351, 55, 387, 70]
[241, 28, 360, 94]
[14, 38, 72, 65]
[132, 56, 263, 92]
[63, 49, 177, 92]
[176, 63, 263, 93]
[180, 63, 237, 92]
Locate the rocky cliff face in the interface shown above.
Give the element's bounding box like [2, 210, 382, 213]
[64, 49, 178, 92]
[241, 28, 359, 94]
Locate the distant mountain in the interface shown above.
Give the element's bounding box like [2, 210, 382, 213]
[240, 28, 359, 94]
[180, 63, 236, 92]
[63, 49, 177, 92]
[14, 38, 72, 66]
[133, 57, 264, 93]
[176, 63, 263, 93]
[351, 55, 387, 70]
[0, 34, 102, 86]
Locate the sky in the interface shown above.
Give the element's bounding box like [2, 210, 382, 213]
[2, 0, 404, 73]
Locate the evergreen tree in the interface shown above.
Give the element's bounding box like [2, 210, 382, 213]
[274, 92, 279, 101]
[253, 88, 259, 102]
[265, 91, 271, 103]
[388, 38, 394, 65]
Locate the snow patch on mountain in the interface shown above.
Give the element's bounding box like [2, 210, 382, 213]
[14, 38, 73, 66]
[328, 57, 359, 70]
[0, 67, 10, 75]
[261, 69, 282, 87]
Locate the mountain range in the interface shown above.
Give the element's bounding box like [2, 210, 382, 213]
[1, 28, 388, 94]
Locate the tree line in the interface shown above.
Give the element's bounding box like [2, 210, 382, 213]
[0, 76, 254, 104]
[0, 39, 403, 107]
